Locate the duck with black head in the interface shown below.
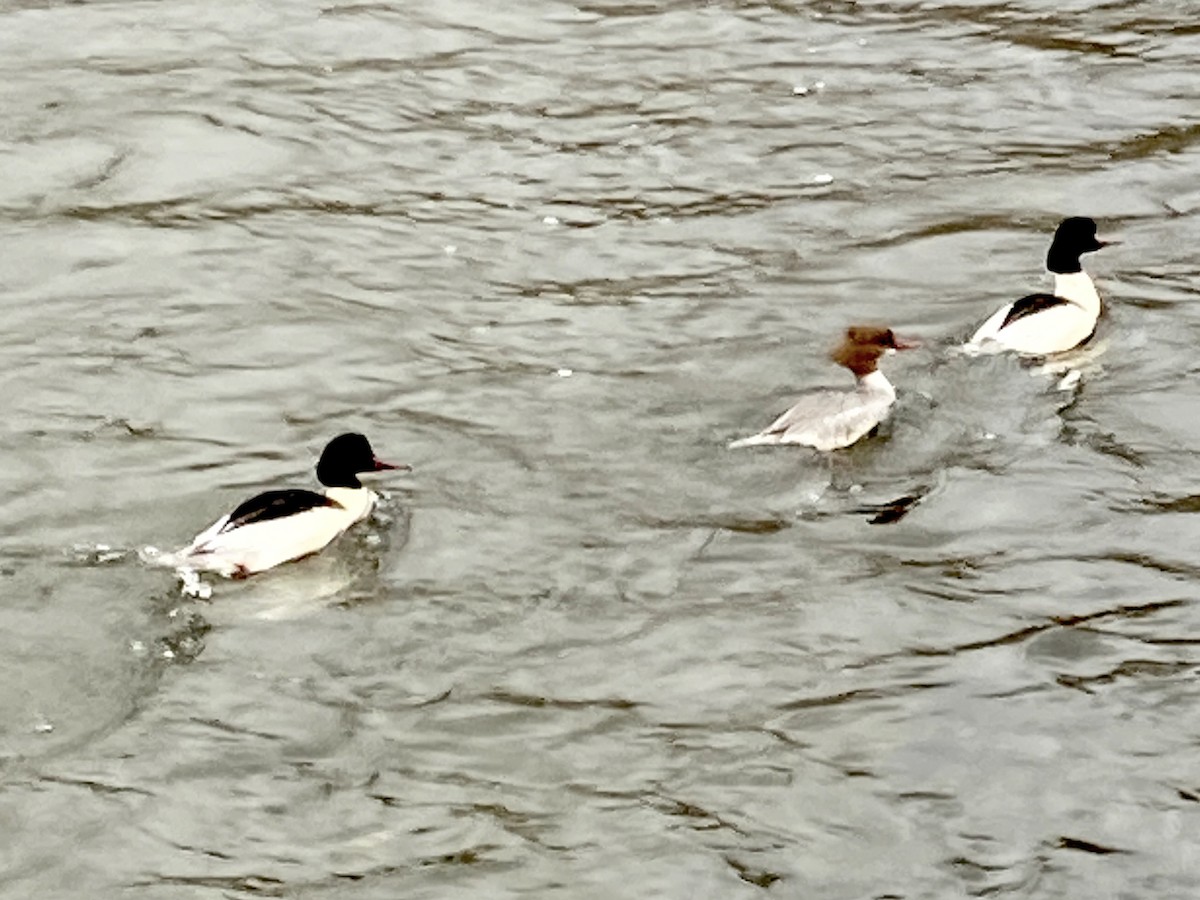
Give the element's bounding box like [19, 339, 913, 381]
[730, 326, 920, 451]
[965, 216, 1117, 356]
[163, 433, 409, 578]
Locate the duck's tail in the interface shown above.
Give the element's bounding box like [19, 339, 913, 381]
[728, 433, 774, 450]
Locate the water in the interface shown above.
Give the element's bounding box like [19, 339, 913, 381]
[2, 0, 1200, 896]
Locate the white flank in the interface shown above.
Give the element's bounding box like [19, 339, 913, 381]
[169, 487, 377, 577]
[966, 271, 1101, 356]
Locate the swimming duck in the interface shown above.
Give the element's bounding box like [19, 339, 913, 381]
[730, 326, 919, 451]
[168, 432, 407, 577]
[965, 216, 1114, 356]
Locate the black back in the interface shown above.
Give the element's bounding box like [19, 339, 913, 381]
[220, 489, 341, 534]
[1001, 293, 1069, 330]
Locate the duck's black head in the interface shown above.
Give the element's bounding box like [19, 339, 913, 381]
[315, 432, 408, 489]
[1046, 217, 1109, 274]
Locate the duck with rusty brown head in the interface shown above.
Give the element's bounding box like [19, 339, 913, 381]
[730, 326, 920, 451]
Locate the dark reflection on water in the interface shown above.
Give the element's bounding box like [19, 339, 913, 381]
[2, 0, 1200, 897]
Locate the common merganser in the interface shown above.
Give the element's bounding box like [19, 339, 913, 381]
[729, 326, 919, 451]
[166, 433, 408, 578]
[964, 217, 1114, 356]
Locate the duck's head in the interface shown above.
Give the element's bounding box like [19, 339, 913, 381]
[1046, 217, 1114, 274]
[315, 433, 409, 489]
[831, 326, 919, 377]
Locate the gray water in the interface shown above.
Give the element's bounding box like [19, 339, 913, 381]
[2, 0, 1200, 896]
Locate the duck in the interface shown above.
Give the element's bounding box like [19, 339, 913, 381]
[729, 326, 919, 451]
[964, 216, 1114, 356]
[166, 433, 408, 577]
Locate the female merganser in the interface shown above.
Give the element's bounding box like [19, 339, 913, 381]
[965, 216, 1114, 356]
[168, 433, 408, 577]
[729, 326, 919, 451]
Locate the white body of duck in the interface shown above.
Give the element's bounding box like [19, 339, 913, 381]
[730, 326, 918, 452]
[965, 217, 1113, 356]
[165, 433, 406, 578]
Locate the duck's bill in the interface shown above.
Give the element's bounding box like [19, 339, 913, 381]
[372, 458, 412, 472]
[893, 335, 921, 350]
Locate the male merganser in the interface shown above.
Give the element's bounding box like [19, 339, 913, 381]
[729, 326, 919, 451]
[965, 216, 1114, 356]
[167, 433, 408, 577]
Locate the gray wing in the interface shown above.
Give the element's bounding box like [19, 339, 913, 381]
[738, 389, 893, 451]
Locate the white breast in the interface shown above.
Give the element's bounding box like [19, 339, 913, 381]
[179, 487, 376, 576]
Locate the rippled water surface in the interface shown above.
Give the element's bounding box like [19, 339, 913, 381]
[3, 0, 1200, 896]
